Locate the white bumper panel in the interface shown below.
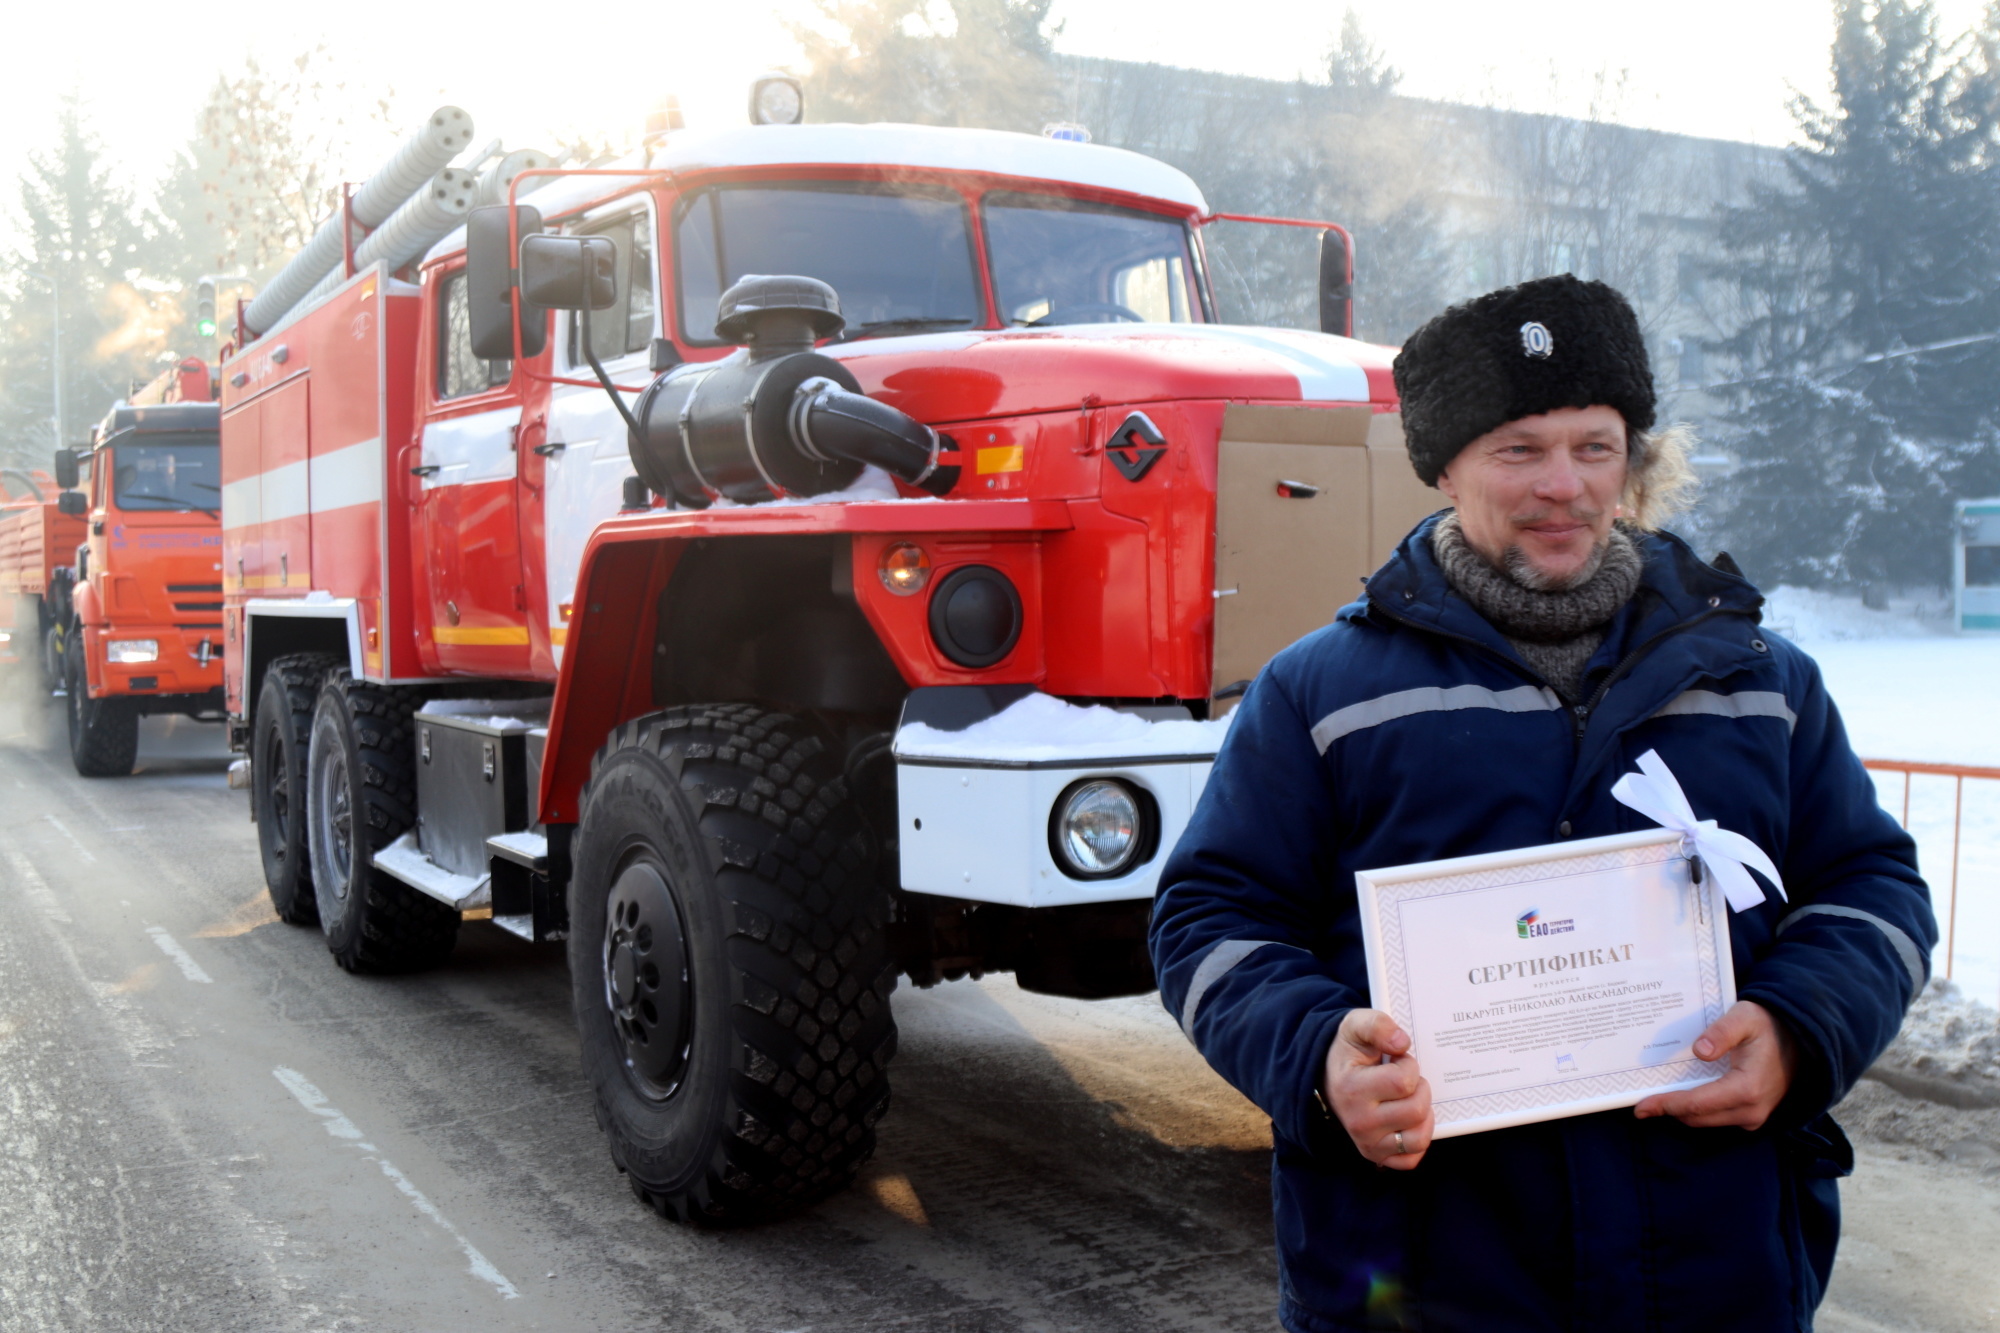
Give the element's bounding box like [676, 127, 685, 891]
[896, 756, 1213, 908]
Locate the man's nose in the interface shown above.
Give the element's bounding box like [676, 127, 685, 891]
[1533, 454, 1585, 503]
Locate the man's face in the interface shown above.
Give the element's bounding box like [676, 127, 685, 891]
[1435, 405, 1629, 589]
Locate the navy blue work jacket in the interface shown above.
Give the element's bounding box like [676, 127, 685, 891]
[1151, 516, 1934, 1333]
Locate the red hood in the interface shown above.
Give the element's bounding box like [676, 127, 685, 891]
[825, 324, 1398, 423]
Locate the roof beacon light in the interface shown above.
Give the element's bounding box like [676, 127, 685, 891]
[1042, 122, 1092, 143]
[644, 95, 685, 143]
[749, 74, 804, 126]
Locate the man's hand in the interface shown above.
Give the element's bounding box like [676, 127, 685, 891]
[1323, 1008, 1433, 1169]
[1634, 1000, 1798, 1131]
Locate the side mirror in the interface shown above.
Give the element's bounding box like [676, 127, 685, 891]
[53, 448, 78, 491]
[468, 205, 548, 362]
[1318, 228, 1354, 338]
[520, 234, 618, 313]
[57, 490, 86, 517]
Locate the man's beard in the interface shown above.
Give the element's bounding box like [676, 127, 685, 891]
[1500, 523, 1612, 592]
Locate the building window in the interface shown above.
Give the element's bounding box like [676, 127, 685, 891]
[1677, 338, 1706, 387]
[1677, 253, 1703, 306]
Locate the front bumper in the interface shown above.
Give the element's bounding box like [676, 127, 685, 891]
[893, 697, 1224, 908]
[85, 623, 224, 698]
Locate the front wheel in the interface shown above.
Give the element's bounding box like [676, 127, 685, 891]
[65, 636, 137, 777]
[571, 705, 897, 1224]
[306, 670, 458, 973]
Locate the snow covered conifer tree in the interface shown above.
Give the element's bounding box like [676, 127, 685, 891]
[1709, 0, 2000, 589]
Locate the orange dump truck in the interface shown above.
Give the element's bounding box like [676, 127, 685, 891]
[0, 465, 87, 686]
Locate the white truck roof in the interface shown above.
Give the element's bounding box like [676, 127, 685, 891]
[425, 123, 1208, 264]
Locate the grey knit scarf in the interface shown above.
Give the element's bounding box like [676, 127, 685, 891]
[1430, 513, 1643, 701]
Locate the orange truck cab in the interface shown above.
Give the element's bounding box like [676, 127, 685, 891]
[0, 465, 87, 684]
[57, 366, 226, 775]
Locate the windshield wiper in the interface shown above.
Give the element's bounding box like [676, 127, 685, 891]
[837, 317, 973, 342]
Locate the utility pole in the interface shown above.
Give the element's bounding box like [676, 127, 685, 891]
[24, 269, 62, 449]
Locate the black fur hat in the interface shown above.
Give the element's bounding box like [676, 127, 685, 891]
[1391, 274, 1656, 485]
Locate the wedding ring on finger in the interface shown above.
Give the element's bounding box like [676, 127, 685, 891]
[1393, 1131, 1407, 1156]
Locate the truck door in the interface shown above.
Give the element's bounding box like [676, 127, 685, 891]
[541, 202, 660, 665]
[418, 264, 529, 674]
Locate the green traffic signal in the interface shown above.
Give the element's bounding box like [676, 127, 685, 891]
[195, 278, 217, 340]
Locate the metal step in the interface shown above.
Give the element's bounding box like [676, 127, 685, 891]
[491, 914, 536, 941]
[485, 829, 547, 871]
[371, 830, 491, 910]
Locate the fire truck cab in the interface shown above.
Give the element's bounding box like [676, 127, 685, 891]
[222, 118, 1435, 1222]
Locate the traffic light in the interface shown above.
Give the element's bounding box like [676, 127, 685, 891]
[195, 279, 217, 339]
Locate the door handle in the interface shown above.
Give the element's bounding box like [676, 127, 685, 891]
[1275, 480, 1320, 498]
[532, 442, 565, 457]
[409, 464, 441, 477]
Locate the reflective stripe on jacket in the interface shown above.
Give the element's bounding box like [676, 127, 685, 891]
[1150, 515, 1935, 1333]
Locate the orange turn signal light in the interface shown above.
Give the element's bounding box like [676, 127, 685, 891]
[879, 543, 931, 596]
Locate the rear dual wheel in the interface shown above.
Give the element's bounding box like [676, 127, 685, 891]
[572, 704, 898, 1224]
[254, 653, 339, 924]
[305, 669, 458, 973]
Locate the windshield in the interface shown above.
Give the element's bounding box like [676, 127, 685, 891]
[113, 436, 220, 514]
[984, 192, 1199, 326]
[676, 184, 982, 343]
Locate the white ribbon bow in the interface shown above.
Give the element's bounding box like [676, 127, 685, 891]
[1610, 749, 1786, 913]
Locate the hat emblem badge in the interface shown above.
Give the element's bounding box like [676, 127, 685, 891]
[1520, 321, 1554, 359]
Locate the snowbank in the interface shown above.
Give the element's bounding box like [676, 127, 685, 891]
[895, 692, 1231, 763]
[1761, 585, 1952, 643]
[1885, 979, 2000, 1085]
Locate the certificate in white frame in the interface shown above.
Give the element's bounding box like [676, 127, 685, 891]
[1356, 827, 1736, 1139]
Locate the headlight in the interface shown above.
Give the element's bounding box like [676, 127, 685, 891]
[107, 639, 159, 663]
[1049, 778, 1155, 879]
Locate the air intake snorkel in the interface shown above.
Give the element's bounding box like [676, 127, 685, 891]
[628, 275, 961, 507]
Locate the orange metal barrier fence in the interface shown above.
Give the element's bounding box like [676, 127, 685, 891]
[1861, 758, 2000, 985]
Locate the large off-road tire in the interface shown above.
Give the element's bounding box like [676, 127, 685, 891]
[64, 635, 138, 778]
[571, 704, 898, 1225]
[253, 653, 339, 925]
[306, 669, 459, 973]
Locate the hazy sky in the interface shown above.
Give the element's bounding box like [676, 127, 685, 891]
[1, 0, 1993, 216]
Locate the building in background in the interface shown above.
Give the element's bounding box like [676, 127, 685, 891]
[1056, 54, 1785, 439]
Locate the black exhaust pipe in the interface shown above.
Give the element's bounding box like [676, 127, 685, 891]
[628, 275, 960, 507]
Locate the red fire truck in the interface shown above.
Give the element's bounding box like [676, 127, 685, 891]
[0, 465, 85, 684]
[49, 357, 226, 775]
[221, 105, 1435, 1222]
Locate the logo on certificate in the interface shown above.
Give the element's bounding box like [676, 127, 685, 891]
[1515, 909, 1576, 939]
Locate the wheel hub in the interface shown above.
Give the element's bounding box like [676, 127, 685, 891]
[603, 860, 692, 1100]
[310, 733, 354, 900]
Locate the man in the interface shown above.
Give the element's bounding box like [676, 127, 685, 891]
[1150, 275, 1934, 1332]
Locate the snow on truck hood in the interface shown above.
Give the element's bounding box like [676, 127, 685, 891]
[829, 323, 1391, 422]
